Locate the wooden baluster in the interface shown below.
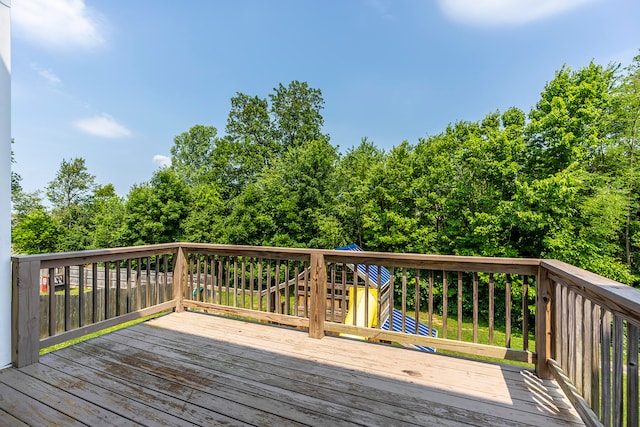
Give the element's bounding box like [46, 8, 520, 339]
[473, 272, 478, 343]
[155, 255, 160, 305]
[575, 294, 584, 398]
[64, 266, 70, 331]
[126, 259, 132, 314]
[226, 257, 231, 307]
[284, 262, 290, 315]
[505, 274, 511, 348]
[249, 259, 255, 311]
[352, 266, 358, 327]
[553, 282, 562, 361]
[601, 310, 611, 426]
[164, 254, 169, 302]
[257, 259, 263, 311]
[266, 260, 272, 312]
[145, 257, 150, 308]
[429, 270, 434, 339]
[522, 275, 529, 351]
[612, 316, 624, 427]
[293, 262, 300, 316]
[627, 323, 639, 427]
[217, 257, 223, 305]
[241, 257, 247, 309]
[330, 264, 336, 322]
[568, 289, 576, 386]
[415, 270, 421, 335]
[78, 265, 85, 327]
[92, 263, 98, 323]
[365, 265, 371, 329]
[590, 303, 601, 419]
[583, 298, 593, 406]
[535, 268, 552, 379]
[442, 271, 448, 340]
[115, 262, 121, 317]
[401, 268, 407, 333]
[488, 273, 494, 346]
[457, 272, 463, 341]
[377, 265, 382, 329]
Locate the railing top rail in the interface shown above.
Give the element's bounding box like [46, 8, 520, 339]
[179, 243, 314, 261]
[180, 243, 542, 273]
[542, 259, 640, 324]
[11, 243, 180, 268]
[323, 250, 541, 275]
[11, 242, 543, 274]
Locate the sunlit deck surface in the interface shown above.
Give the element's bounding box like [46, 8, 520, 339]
[0, 311, 583, 426]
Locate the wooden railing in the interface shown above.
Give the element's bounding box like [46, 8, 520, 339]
[11, 244, 180, 367]
[11, 243, 640, 426]
[540, 260, 640, 427]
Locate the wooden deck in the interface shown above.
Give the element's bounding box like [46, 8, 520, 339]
[0, 311, 584, 426]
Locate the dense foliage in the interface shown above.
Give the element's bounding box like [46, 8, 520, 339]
[11, 60, 640, 286]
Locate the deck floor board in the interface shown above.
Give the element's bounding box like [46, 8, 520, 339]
[0, 311, 584, 426]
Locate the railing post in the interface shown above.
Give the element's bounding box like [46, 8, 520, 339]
[11, 258, 41, 367]
[308, 252, 326, 339]
[173, 246, 188, 313]
[536, 266, 552, 379]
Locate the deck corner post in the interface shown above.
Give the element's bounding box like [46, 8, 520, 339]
[308, 252, 326, 339]
[535, 265, 553, 379]
[11, 258, 41, 368]
[173, 246, 188, 313]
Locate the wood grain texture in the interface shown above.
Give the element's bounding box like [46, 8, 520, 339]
[1, 311, 586, 426]
[11, 258, 40, 367]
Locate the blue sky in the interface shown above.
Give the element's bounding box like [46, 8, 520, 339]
[10, 0, 640, 197]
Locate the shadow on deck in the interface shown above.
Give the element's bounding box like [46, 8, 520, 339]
[0, 311, 583, 426]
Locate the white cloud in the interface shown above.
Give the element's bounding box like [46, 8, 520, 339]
[74, 114, 131, 138]
[31, 65, 61, 85]
[152, 155, 172, 168]
[13, 0, 106, 50]
[438, 0, 596, 26]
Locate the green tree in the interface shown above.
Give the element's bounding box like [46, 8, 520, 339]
[614, 54, 640, 275]
[335, 137, 385, 248]
[526, 62, 619, 175]
[12, 207, 60, 254]
[123, 168, 190, 245]
[360, 141, 421, 253]
[89, 184, 127, 249]
[226, 139, 340, 248]
[46, 158, 96, 211]
[169, 124, 217, 186]
[269, 80, 328, 151]
[519, 62, 635, 282]
[225, 93, 275, 185]
[41, 158, 96, 251]
[183, 183, 226, 244]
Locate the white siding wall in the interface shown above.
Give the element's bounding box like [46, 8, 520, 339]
[0, 0, 11, 367]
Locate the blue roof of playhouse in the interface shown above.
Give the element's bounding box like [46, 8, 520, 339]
[382, 309, 438, 353]
[334, 244, 392, 287]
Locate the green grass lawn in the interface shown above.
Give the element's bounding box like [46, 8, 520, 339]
[39, 311, 170, 355]
[406, 310, 536, 366]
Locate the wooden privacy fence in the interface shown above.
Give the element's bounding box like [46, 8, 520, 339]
[12, 243, 640, 426]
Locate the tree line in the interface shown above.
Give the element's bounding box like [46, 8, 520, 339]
[11, 56, 640, 286]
